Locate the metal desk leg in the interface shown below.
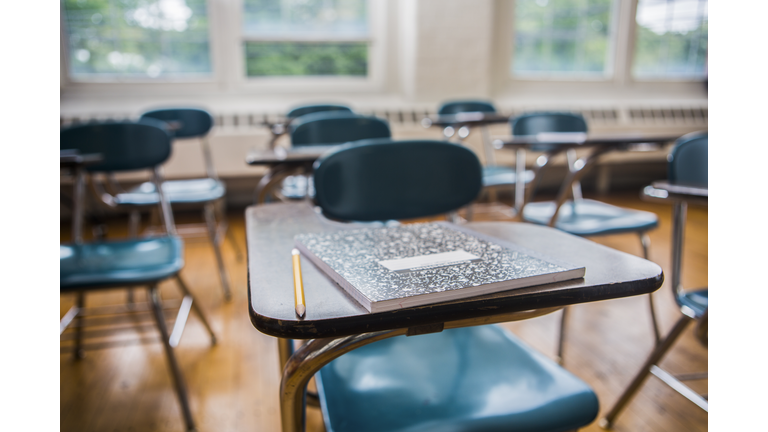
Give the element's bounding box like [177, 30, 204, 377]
[72, 167, 85, 244]
[148, 284, 196, 431]
[548, 145, 612, 227]
[280, 329, 408, 432]
[671, 201, 687, 295]
[254, 164, 300, 205]
[599, 314, 693, 429]
[514, 148, 526, 214]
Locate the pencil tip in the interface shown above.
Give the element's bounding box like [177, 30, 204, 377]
[296, 304, 306, 318]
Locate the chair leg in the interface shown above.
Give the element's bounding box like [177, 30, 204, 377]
[556, 306, 569, 365]
[204, 203, 232, 301]
[465, 204, 474, 222]
[599, 314, 693, 430]
[638, 232, 661, 344]
[148, 284, 196, 432]
[222, 214, 244, 263]
[73, 291, 86, 360]
[214, 199, 243, 262]
[175, 275, 217, 345]
[127, 211, 142, 306]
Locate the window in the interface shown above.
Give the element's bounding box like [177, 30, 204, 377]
[241, 0, 369, 77]
[62, 0, 212, 79]
[633, 0, 708, 79]
[512, 0, 616, 77]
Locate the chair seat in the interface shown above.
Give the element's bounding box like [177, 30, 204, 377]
[60, 236, 184, 291]
[316, 325, 599, 432]
[115, 178, 226, 205]
[482, 166, 535, 188]
[678, 289, 708, 318]
[522, 199, 658, 236]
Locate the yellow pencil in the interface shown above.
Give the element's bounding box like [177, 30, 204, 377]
[292, 249, 306, 318]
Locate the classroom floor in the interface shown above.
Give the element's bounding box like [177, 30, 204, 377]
[60, 191, 708, 432]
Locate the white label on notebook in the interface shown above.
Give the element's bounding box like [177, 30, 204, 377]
[379, 250, 480, 272]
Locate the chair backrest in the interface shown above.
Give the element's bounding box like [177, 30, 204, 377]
[511, 112, 588, 136]
[60, 120, 172, 172]
[313, 139, 483, 221]
[286, 104, 353, 120]
[668, 132, 707, 188]
[437, 100, 496, 115]
[141, 108, 214, 139]
[290, 112, 391, 147]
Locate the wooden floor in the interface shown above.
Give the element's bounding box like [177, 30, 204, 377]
[60, 191, 708, 432]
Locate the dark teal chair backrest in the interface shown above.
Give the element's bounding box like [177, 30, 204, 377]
[291, 112, 391, 147]
[438, 100, 496, 115]
[511, 112, 588, 135]
[668, 132, 708, 187]
[140, 108, 214, 139]
[286, 104, 353, 119]
[60, 120, 172, 172]
[313, 139, 483, 221]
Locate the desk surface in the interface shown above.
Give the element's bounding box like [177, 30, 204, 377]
[422, 112, 511, 128]
[246, 145, 339, 166]
[644, 181, 708, 207]
[495, 132, 679, 149]
[60, 151, 103, 168]
[246, 203, 663, 339]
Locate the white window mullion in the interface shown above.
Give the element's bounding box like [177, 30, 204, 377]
[612, 0, 638, 86]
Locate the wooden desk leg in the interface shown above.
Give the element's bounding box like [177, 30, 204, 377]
[280, 329, 408, 432]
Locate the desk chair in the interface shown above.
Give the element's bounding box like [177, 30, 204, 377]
[287, 103, 353, 120]
[263, 104, 356, 200]
[266, 111, 391, 202]
[304, 138, 599, 432]
[85, 108, 237, 300]
[267, 103, 354, 149]
[437, 100, 533, 217]
[60, 120, 217, 432]
[515, 112, 661, 363]
[600, 132, 708, 429]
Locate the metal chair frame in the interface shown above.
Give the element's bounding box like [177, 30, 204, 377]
[88, 110, 242, 301]
[437, 101, 532, 218]
[600, 134, 708, 429]
[61, 139, 217, 431]
[514, 113, 661, 364]
[255, 112, 391, 205]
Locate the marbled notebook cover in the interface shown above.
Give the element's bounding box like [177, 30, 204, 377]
[294, 222, 584, 313]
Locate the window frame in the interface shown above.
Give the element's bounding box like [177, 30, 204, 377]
[492, 0, 707, 90]
[508, 0, 622, 81]
[59, 0, 388, 95]
[234, 0, 387, 93]
[59, 0, 220, 85]
[630, 0, 708, 82]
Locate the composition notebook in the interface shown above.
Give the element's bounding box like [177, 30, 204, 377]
[294, 222, 585, 313]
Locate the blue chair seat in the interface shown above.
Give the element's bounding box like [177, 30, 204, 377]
[679, 289, 708, 318]
[522, 199, 658, 236]
[482, 166, 535, 188]
[316, 325, 599, 432]
[60, 236, 184, 291]
[116, 178, 226, 205]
